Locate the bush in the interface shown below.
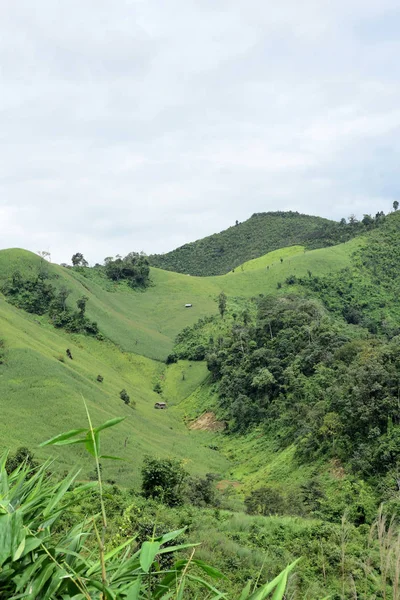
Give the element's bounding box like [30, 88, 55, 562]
[120, 389, 130, 404]
[244, 486, 286, 516]
[141, 456, 187, 506]
[153, 382, 162, 394]
[186, 473, 220, 507]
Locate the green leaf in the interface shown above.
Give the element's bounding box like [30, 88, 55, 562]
[87, 536, 136, 576]
[12, 536, 25, 561]
[271, 570, 288, 600]
[43, 469, 80, 516]
[247, 560, 300, 600]
[84, 431, 96, 457]
[39, 428, 87, 447]
[0, 511, 23, 567]
[94, 417, 125, 434]
[176, 577, 186, 600]
[239, 580, 252, 600]
[140, 540, 161, 573]
[158, 543, 200, 555]
[156, 527, 186, 545]
[192, 558, 226, 579]
[124, 578, 142, 600]
[99, 455, 123, 461]
[186, 574, 227, 598]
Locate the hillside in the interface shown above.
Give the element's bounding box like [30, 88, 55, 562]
[149, 210, 356, 276]
[3, 216, 400, 598]
[0, 239, 359, 484]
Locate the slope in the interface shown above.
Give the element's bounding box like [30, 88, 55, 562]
[0, 240, 360, 361]
[0, 237, 360, 484]
[149, 211, 355, 276]
[0, 297, 228, 486]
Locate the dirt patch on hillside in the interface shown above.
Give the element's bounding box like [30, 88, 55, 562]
[216, 480, 241, 491]
[189, 412, 226, 432]
[329, 458, 346, 480]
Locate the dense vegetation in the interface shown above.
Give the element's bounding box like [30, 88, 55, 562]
[200, 295, 400, 490]
[0, 416, 300, 599]
[296, 210, 400, 336]
[150, 211, 370, 276]
[1, 268, 99, 335]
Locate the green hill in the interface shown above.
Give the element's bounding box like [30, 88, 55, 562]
[149, 210, 357, 276]
[3, 212, 400, 600]
[0, 238, 359, 485]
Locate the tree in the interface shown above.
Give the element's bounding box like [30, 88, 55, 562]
[76, 296, 88, 316]
[186, 473, 219, 507]
[244, 486, 285, 516]
[71, 253, 88, 267]
[104, 252, 150, 288]
[218, 291, 227, 319]
[119, 389, 130, 405]
[393, 201, 399, 211]
[141, 457, 187, 506]
[362, 214, 374, 228]
[6, 447, 37, 474]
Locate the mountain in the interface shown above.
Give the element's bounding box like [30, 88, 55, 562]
[0, 240, 356, 483]
[149, 210, 355, 276]
[3, 211, 400, 598]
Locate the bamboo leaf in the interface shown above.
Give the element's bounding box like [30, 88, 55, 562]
[271, 571, 288, 600]
[43, 469, 80, 516]
[247, 560, 300, 600]
[84, 432, 96, 457]
[94, 417, 125, 434]
[124, 578, 142, 599]
[192, 558, 226, 579]
[99, 455, 123, 461]
[87, 536, 136, 576]
[39, 429, 87, 447]
[12, 536, 25, 561]
[155, 527, 186, 545]
[140, 540, 161, 573]
[239, 580, 252, 600]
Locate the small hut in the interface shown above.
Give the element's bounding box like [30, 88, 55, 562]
[154, 401, 167, 409]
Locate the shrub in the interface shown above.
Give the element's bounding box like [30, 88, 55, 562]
[244, 486, 286, 516]
[141, 456, 187, 507]
[120, 388, 130, 404]
[153, 382, 162, 394]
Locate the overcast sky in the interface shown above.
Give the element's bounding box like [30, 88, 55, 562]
[1, 0, 400, 264]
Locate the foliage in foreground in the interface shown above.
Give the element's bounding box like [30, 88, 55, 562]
[0, 410, 296, 599]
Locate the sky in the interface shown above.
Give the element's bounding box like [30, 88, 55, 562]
[1, 0, 400, 265]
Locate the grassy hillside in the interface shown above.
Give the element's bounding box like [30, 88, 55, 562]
[0, 239, 360, 484]
[0, 242, 358, 360]
[149, 211, 357, 276]
[0, 297, 228, 486]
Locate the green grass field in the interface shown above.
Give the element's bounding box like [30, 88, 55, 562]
[0, 240, 360, 485]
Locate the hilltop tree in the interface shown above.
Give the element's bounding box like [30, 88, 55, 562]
[393, 201, 399, 211]
[218, 291, 227, 319]
[104, 252, 150, 288]
[71, 252, 88, 267]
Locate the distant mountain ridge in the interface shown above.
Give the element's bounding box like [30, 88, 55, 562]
[149, 211, 355, 276]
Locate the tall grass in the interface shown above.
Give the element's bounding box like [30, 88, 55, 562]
[0, 406, 297, 598]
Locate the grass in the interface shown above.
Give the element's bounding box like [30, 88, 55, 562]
[0, 239, 359, 484]
[0, 240, 360, 361]
[0, 297, 229, 486]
